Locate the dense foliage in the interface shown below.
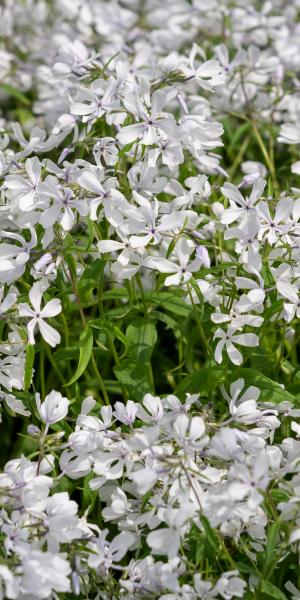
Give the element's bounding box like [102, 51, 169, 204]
[1, 0, 300, 598]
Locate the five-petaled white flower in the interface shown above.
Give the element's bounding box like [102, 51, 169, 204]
[214, 326, 259, 366]
[19, 282, 62, 347]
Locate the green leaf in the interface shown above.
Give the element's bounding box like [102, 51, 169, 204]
[155, 310, 181, 336]
[118, 141, 135, 158]
[200, 515, 220, 552]
[113, 320, 157, 398]
[78, 259, 104, 289]
[262, 521, 282, 578]
[149, 292, 192, 317]
[114, 359, 153, 400]
[24, 344, 35, 391]
[113, 326, 128, 353]
[64, 253, 77, 279]
[102, 288, 128, 301]
[126, 319, 157, 362]
[230, 121, 251, 148]
[249, 349, 275, 375]
[65, 328, 93, 387]
[238, 368, 296, 404]
[235, 561, 257, 576]
[0, 83, 30, 105]
[88, 318, 105, 331]
[81, 473, 96, 512]
[176, 366, 226, 398]
[53, 346, 80, 361]
[260, 580, 288, 600]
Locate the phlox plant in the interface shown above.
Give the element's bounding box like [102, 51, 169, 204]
[1, 1, 300, 599]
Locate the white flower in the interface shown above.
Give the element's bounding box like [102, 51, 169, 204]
[285, 581, 300, 600]
[277, 279, 300, 322]
[211, 294, 264, 330]
[214, 571, 247, 599]
[214, 326, 259, 365]
[22, 475, 53, 514]
[195, 245, 210, 268]
[0, 285, 17, 315]
[221, 378, 261, 424]
[45, 492, 83, 550]
[147, 527, 181, 559]
[145, 237, 200, 286]
[117, 88, 176, 146]
[78, 168, 126, 222]
[137, 393, 164, 423]
[181, 44, 225, 91]
[0, 355, 25, 391]
[258, 197, 293, 244]
[0, 227, 37, 284]
[113, 400, 137, 425]
[228, 452, 269, 509]
[40, 179, 89, 231]
[19, 282, 61, 347]
[131, 467, 158, 494]
[36, 390, 69, 425]
[221, 178, 265, 225]
[0, 565, 19, 599]
[88, 529, 136, 572]
[173, 413, 206, 449]
[2, 393, 30, 417]
[21, 551, 71, 598]
[4, 157, 42, 211]
[278, 123, 300, 144]
[70, 77, 119, 124]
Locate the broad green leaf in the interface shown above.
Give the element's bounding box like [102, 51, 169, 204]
[54, 346, 82, 361]
[249, 349, 275, 375]
[126, 319, 157, 362]
[24, 344, 35, 391]
[113, 320, 157, 398]
[176, 366, 226, 398]
[88, 318, 105, 330]
[260, 580, 288, 600]
[238, 368, 296, 404]
[65, 327, 93, 387]
[149, 292, 192, 317]
[78, 259, 104, 288]
[114, 359, 153, 400]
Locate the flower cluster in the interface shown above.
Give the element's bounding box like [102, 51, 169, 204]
[1, 0, 300, 598]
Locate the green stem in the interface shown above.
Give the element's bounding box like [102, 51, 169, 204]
[68, 266, 109, 405]
[136, 272, 148, 317]
[251, 121, 278, 192]
[44, 343, 70, 396]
